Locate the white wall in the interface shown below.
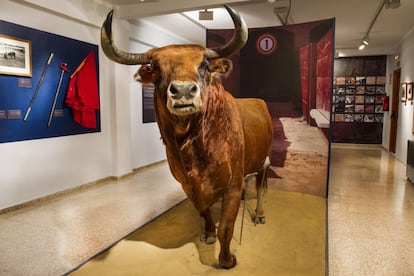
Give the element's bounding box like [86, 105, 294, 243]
[0, 0, 203, 209]
[393, 28, 414, 163]
[126, 21, 194, 168]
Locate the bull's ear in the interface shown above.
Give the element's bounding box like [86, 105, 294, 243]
[209, 58, 233, 79]
[134, 64, 159, 83]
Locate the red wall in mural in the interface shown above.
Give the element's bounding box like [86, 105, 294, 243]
[207, 19, 335, 133]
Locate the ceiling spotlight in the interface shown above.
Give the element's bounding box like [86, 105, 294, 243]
[199, 9, 213, 20]
[384, 0, 401, 9]
[362, 39, 369, 46]
[359, 44, 366, 50]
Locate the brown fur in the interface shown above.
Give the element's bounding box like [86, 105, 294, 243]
[137, 44, 273, 268]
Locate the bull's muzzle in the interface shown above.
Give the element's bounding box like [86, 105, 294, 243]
[167, 81, 202, 116]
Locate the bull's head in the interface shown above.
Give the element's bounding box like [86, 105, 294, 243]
[101, 5, 247, 117]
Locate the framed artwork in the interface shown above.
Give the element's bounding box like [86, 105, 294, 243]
[401, 82, 407, 102]
[407, 82, 413, 101]
[0, 34, 32, 76]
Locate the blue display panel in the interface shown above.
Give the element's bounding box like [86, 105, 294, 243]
[0, 20, 100, 143]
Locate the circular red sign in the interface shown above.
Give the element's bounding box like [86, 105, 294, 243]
[256, 34, 277, 55]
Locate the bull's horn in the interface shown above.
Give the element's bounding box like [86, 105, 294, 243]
[100, 10, 150, 65]
[206, 5, 248, 59]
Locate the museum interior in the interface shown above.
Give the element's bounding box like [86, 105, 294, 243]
[0, 0, 413, 275]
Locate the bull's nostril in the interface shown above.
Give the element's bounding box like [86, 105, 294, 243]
[170, 84, 179, 95]
[190, 84, 198, 94]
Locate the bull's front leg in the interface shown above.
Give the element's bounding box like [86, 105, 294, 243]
[200, 208, 217, 244]
[218, 190, 242, 269]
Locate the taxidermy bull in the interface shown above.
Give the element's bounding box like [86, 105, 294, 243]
[101, 5, 273, 269]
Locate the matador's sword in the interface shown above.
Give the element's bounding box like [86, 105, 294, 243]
[23, 52, 54, 122]
[48, 62, 69, 127]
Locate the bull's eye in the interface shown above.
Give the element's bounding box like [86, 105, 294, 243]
[198, 60, 209, 77]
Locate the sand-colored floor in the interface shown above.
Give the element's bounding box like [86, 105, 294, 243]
[70, 188, 326, 275]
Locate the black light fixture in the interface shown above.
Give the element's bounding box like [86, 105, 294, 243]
[358, 0, 401, 51]
[271, 0, 291, 26]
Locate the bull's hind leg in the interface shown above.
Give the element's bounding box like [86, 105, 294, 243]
[254, 156, 270, 224]
[200, 208, 217, 244]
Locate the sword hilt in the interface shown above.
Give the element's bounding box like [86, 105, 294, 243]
[59, 63, 69, 72]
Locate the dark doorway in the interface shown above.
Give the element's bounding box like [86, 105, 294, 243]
[389, 69, 401, 153]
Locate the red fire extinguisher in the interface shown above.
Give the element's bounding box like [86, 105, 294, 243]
[383, 95, 390, 111]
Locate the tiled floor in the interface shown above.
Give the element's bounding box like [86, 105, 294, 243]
[0, 164, 186, 276]
[1, 144, 413, 275]
[328, 144, 414, 275]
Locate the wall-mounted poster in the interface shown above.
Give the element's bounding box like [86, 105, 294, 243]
[0, 19, 100, 143]
[401, 83, 407, 102]
[142, 83, 156, 123]
[407, 82, 413, 101]
[0, 34, 32, 77]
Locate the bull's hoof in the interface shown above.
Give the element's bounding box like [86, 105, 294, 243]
[219, 254, 237, 269]
[254, 216, 266, 224]
[200, 232, 216, 244]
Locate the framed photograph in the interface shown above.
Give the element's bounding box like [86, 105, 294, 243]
[407, 82, 413, 101]
[401, 82, 407, 102]
[0, 34, 32, 77]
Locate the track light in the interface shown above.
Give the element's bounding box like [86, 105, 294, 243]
[362, 38, 369, 46]
[199, 9, 213, 20]
[359, 44, 366, 51]
[384, 0, 401, 9]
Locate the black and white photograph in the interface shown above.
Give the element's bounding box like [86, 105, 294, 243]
[374, 114, 384, 122]
[366, 86, 376, 94]
[354, 114, 364, 122]
[375, 105, 383, 113]
[365, 95, 375, 104]
[364, 114, 375, 122]
[345, 95, 354, 104]
[376, 86, 385, 94]
[0, 34, 31, 76]
[346, 86, 355, 94]
[344, 114, 354, 122]
[355, 76, 366, 85]
[345, 104, 354, 113]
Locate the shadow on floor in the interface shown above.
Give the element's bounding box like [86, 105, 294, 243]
[69, 188, 326, 275]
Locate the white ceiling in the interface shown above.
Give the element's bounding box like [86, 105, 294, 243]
[100, 0, 414, 57]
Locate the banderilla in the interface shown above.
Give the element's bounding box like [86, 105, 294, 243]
[48, 62, 69, 127]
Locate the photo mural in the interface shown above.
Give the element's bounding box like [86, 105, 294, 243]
[332, 56, 387, 144]
[208, 18, 335, 198]
[0, 20, 100, 143]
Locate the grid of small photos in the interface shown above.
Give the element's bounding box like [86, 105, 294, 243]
[333, 76, 386, 123]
